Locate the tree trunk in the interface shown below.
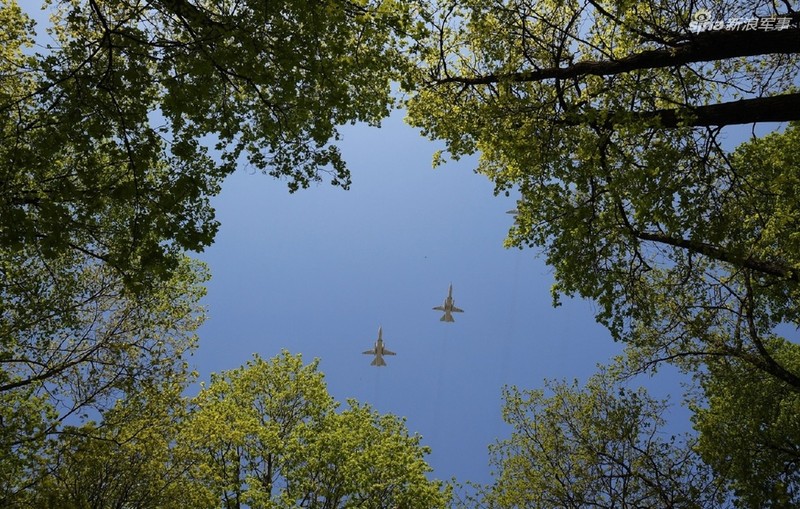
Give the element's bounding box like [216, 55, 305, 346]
[641, 93, 800, 127]
[437, 24, 800, 85]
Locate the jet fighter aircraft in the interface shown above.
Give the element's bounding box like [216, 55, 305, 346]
[362, 326, 396, 366]
[433, 284, 464, 322]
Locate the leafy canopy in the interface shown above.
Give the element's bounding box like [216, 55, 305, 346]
[179, 351, 451, 508]
[2, 0, 417, 289]
[473, 370, 727, 508]
[692, 340, 800, 508]
[0, 254, 207, 505]
[406, 0, 800, 505]
[406, 0, 800, 386]
[1, 1, 420, 497]
[6, 351, 451, 508]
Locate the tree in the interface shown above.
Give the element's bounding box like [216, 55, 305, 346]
[2, 1, 415, 497]
[24, 381, 206, 509]
[472, 371, 728, 508]
[0, 253, 206, 399]
[0, 384, 54, 505]
[407, 3, 800, 503]
[0, 255, 207, 504]
[9, 352, 450, 508]
[179, 351, 450, 508]
[691, 339, 800, 508]
[280, 401, 450, 508]
[407, 0, 800, 386]
[2, 0, 415, 290]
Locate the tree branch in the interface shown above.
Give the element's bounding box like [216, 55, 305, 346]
[435, 24, 800, 86]
[638, 93, 800, 127]
[632, 229, 798, 282]
[742, 272, 800, 391]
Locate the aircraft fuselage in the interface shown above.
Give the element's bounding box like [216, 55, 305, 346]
[433, 284, 463, 322]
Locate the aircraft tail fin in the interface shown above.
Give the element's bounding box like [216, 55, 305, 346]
[371, 356, 386, 366]
[440, 314, 454, 322]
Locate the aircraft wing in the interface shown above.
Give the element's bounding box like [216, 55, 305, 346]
[433, 306, 446, 311]
[383, 349, 396, 356]
[452, 306, 464, 313]
[362, 349, 376, 355]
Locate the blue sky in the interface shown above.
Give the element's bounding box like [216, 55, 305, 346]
[193, 110, 656, 486]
